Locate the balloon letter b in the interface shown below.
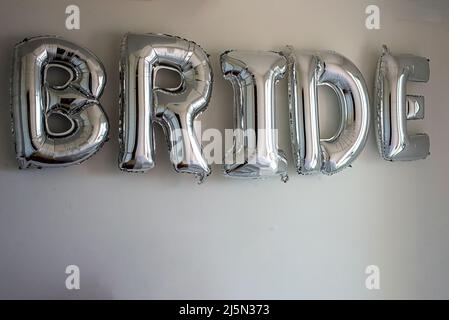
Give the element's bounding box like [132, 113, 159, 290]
[11, 36, 109, 168]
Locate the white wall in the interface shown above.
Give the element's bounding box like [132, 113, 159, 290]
[0, 0, 448, 299]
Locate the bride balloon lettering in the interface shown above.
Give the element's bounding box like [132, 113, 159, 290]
[10, 34, 431, 182]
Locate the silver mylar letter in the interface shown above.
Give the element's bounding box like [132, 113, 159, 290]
[11, 36, 109, 168]
[221, 51, 288, 181]
[374, 45, 430, 161]
[285, 47, 370, 175]
[119, 33, 212, 182]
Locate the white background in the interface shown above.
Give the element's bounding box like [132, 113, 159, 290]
[0, 0, 448, 299]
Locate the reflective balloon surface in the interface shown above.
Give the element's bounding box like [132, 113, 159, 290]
[284, 47, 370, 175]
[119, 33, 212, 182]
[374, 45, 430, 161]
[221, 50, 288, 181]
[11, 36, 109, 168]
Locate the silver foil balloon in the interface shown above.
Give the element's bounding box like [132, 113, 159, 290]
[221, 50, 288, 181]
[119, 33, 212, 182]
[284, 47, 370, 175]
[374, 45, 430, 161]
[11, 36, 109, 168]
